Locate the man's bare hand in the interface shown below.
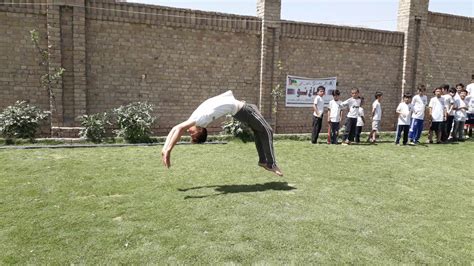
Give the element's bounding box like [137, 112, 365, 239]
[162, 149, 171, 168]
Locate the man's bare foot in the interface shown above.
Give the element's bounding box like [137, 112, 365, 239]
[269, 165, 283, 176]
[258, 162, 283, 176]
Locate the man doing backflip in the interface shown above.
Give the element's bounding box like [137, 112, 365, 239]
[161, 90, 283, 176]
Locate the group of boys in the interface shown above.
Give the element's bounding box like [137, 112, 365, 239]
[311, 81, 474, 145]
[399, 82, 474, 145]
[311, 86, 383, 145]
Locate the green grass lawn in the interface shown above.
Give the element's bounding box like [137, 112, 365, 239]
[1, 140, 472, 264]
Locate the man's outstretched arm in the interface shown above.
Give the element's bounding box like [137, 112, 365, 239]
[162, 120, 196, 168]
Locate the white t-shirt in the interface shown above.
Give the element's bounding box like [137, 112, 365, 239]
[442, 94, 454, 116]
[429, 96, 446, 122]
[341, 97, 361, 118]
[466, 83, 474, 96]
[411, 94, 428, 120]
[396, 102, 412, 125]
[313, 95, 324, 117]
[189, 90, 240, 127]
[372, 99, 382, 121]
[357, 107, 365, 127]
[454, 98, 468, 122]
[328, 99, 342, 122]
[454, 93, 461, 101]
[467, 95, 474, 114]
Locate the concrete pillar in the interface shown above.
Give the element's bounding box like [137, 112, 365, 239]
[257, 0, 281, 121]
[397, 0, 430, 96]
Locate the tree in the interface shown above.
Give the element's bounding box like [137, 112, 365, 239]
[30, 29, 65, 137]
[271, 60, 284, 133]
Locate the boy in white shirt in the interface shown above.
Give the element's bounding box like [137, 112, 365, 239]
[327, 89, 343, 144]
[408, 85, 428, 145]
[311, 86, 326, 144]
[162, 90, 283, 176]
[368, 91, 383, 143]
[355, 97, 365, 143]
[454, 83, 464, 101]
[465, 77, 474, 138]
[438, 84, 451, 142]
[341, 88, 361, 145]
[428, 87, 447, 144]
[466, 93, 474, 138]
[466, 77, 474, 96]
[443, 87, 456, 141]
[453, 89, 468, 141]
[465, 76, 474, 137]
[395, 93, 412, 145]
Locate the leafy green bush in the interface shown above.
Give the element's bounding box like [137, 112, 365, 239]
[113, 102, 155, 143]
[222, 115, 254, 143]
[0, 101, 48, 142]
[79, 112, 110, 143]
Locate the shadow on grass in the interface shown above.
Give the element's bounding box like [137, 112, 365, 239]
[352, 142, 377, 146]
[408, 142, 461, 147]
[178, 181, 296, 199]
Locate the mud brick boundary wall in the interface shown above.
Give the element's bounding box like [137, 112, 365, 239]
[1, 0, 472, 136]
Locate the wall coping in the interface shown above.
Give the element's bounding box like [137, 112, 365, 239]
[86, 0, 262, 33]
[2, 0, 472, 37]
[0, 0, 47, 14]
[281, 20, 405, 46]
[427, 11, 473, 31]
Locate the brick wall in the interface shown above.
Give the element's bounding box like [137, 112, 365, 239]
[85, 1, 262, 135]
[423, 12, 474, 89]
[278, 22, 404, 132]
[0, 0, 473, 137]
[0, 10, 49, 111]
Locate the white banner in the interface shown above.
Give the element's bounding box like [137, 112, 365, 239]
[285, 75, 337, 107]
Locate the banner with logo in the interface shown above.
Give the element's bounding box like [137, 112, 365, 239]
[285, 75, 337, 107]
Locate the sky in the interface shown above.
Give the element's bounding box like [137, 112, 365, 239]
[126, 0, 473, 31]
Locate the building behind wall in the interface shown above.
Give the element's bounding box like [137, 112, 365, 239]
[0, 0, 472, 137]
